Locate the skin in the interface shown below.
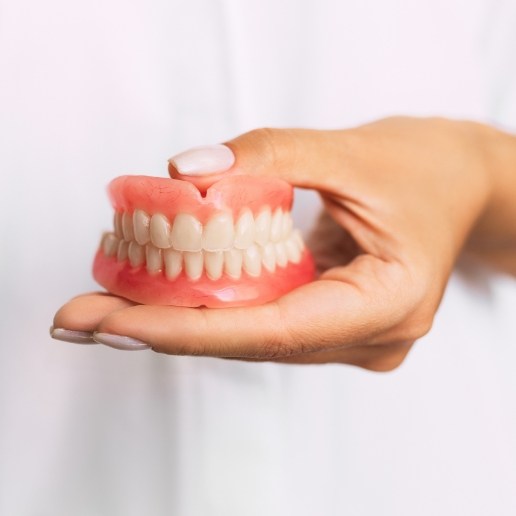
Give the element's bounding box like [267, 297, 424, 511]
[53, 117, 516, 371]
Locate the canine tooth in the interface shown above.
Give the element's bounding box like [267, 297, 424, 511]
[224, 249, 243, 279]
[163, 249, 182, 280]
[184, 251, 203, 280]
[292, 229, 305, 250]
[150, 213, 171, 248]
[117, 240, 129, 262]
[203, 212, 234, 251]
[254, 207, 271, 246]
[205, 251, 224, 281]
[102, 233, 119, 257]
[275, 241, 288, 268]
[145, 245, 162, 274]
[243, 244, 261, 277]
[114, 212, 123, 238]
[281, 212, 293, 239]
[170, 214, 202, 252]
[285, 238, 301, 264]
[234, 209, 255, 249]
[133, 209, 151, 245]
[122, 211, 134, 241]
[270, 208, 283, 242]
[261, 242, 276, 273]
[128, 241, 144, 267]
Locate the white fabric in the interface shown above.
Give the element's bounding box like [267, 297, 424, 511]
[1, 0, 516, 514]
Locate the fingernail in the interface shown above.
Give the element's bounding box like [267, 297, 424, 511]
[50, 326, 97, 344]
[92, 332, 151, 351]
[168, 144, 235, 176]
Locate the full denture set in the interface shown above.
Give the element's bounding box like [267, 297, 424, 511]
[94, 174, 314, 307]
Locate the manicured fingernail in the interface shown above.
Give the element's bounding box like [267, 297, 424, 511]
[93, 332, 151, 351]
[168, 144, 235, 176]
[50, 326, 96, 344]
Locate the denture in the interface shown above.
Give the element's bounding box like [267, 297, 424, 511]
[93, 174, 314, 307]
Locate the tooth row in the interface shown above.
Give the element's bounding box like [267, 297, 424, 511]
[115, 207, 294, 252]
[101, 230, 305, 281]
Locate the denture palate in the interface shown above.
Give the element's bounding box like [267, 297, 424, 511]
[101, 207, 306, 281]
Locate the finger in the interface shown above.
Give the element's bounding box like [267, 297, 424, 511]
[95, 256, 411, 358]
[53, 293, 135, 333]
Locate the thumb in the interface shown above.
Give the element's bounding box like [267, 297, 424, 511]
[168, 128, 343, 192]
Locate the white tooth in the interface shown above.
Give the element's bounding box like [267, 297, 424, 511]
[145, 245, 162, 274]
[270, 208, 283, 242]
[254, 207, 271, 246]
[224, 249, 243, 279]
[102, 233, 119, 257]
[203, 212, 234, 251]
[122, 211, 134, 241]
[184, 251, 203, 280]
[170, 213, 202, 252]
[114, 212, 124, 238]
[275, 241, 288, 268]
[243, 244, 261, 277]
[133, 209, 151, 245]
[234, 209, 255, 249]
[205, 251, 224, 281]
[281, 212, 293, 239]
[163, 249, 182, 280]
[292, 229, 305, 250]
[285, 238, 301, 264]
[128, 241, 144, 267]
[117, 240, 129, 262]
[150, 213, 171, 249]
[261, 242, 276, 273]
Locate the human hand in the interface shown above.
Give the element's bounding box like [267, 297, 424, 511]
[52, 117, 514, 370]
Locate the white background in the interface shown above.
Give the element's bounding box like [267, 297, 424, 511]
[1, 0, 516, 514]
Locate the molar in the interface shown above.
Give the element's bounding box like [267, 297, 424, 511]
[234, 209, 255, 249]
[134, 209, 151, 245]
[243, 244, 261, 277]
[281, 212, 293, 239]
[184, 251, 203, 280]
[164, 249, 182, 280]
[224, 249, 243, 279]
[205, 251, 224, 280]
[254, 207, 271, 246]
[285, 237, 301, 264]
[102, 233, 119, 257]
[114, 212, 124, 239]
[203, 213, 234, 251]
[150, 213, 172, 248]
[270, 208, 283, 242]
[170, 214, 202, 252]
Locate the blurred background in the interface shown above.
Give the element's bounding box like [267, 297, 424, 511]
[1, 0, 516, 514]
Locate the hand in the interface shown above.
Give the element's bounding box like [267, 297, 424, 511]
[52, 117, 516, 370]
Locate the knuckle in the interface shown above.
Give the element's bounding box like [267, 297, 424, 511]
[246, 127, 293, 166]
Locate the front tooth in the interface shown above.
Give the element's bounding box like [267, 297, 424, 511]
[224, 249, 243, 279]
[275, 241, 288, 267]
[133, 209, 151, 245]
[163, 249, 182, 280]
[281, 212, 293, 239]
[128, 241, 144, 267]
[114, 212, 123, 238]
[203, 212, 234, 251]
[254, 208, 271, 246]
[102, 233, 119, 257]
[261, 242, 276, 273]
[285, 238, 301, 264]
[205, 251, 224, 280]
[270, 208, 283, 242]
[184, 251, 203, 280]
[145, 245, 162, 274]
[243, 244, 261, 277]
[234, 209, 255, 249]
[170, 214, 202, 252]
[117, 240, 129, 262]
[150, 213, 171, 248]
[122, 211, 134, 241]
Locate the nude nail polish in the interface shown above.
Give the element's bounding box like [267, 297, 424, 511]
[168, 144, 235, 176]
[93, 332, 151, 351]
[50, 327, 97, 344]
